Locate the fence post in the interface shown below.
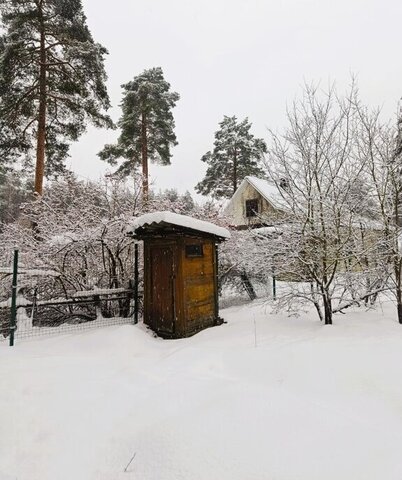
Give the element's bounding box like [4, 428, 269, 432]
[9, 249, 19, 347]
[272, 266, 276, 301]
[134, 243, 139, 324]
[214, 244, 219, 322]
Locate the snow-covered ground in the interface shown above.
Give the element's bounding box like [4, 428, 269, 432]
[2, 300, 402, 480]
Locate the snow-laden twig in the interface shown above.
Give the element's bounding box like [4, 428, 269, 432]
[332, 287, 390, 314]
[123, 451, 137, 473]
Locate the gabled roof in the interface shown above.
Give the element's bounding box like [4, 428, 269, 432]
[246, 176, 283, 208]
[224, 176, 285, 213]
[127, 211, 231, 239]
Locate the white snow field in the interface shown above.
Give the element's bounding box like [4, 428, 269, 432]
[2, 301, 402, 480]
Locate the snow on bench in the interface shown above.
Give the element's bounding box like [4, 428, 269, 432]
[72, 287, 131, 298]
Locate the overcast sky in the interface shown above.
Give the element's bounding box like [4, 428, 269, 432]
[69, 0, 402, 198]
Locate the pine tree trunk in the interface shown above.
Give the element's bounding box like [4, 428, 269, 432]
[141, 111, 148, 202]
[34, 6, 46, 196]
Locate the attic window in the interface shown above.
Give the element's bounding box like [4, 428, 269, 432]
[185, 244, 204, 257]
[246, 199, 259, 217]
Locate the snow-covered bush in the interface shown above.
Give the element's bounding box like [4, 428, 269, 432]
[0, 176, 141, 315]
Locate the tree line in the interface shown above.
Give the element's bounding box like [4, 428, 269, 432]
[0, 0, 266, 202]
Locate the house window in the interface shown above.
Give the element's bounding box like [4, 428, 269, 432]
[245, 199, 259, 217]
[185, 244, 204, 257]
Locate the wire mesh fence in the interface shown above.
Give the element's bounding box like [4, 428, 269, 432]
[14, 316, 135, 340]
[0, 244, 142, 345]
[0, 247, 143, 345]
[0, 293, 142, 343]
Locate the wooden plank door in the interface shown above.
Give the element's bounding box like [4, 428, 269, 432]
[183, 241, 215, 330]
[150, 245, 175, 334]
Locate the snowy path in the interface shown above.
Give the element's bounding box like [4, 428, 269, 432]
[1, 301, 402, 479]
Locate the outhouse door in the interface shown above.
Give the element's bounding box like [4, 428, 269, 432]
[150, 245, 176, 334]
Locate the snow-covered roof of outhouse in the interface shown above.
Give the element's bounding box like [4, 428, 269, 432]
[127, 211, 231, 239]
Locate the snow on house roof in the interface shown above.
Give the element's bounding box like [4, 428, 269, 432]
[224, 176, 286, 215]
[246, 176, 283, 208]
[127, 211, 231, 239]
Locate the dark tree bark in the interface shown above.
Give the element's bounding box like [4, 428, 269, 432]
[323, 293, 333, 325]
[395, 259, 402, 324]
[141, 111, 148, 202]
[34, 4, 47, 196]
[396, 302, 402, 324]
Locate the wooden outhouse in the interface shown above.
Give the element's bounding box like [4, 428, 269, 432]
[128, 211, 230, 338]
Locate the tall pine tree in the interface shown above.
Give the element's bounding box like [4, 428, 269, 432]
[195, 116, 267, 199]
[0, 0, 112, 195]
[98, 67, 179, 201]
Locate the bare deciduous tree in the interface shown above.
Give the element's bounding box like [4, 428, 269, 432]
[263, 83, 383, 324]
[355, 102, 402, 322]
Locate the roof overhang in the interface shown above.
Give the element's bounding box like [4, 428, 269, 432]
[127, 211, 230, 241]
